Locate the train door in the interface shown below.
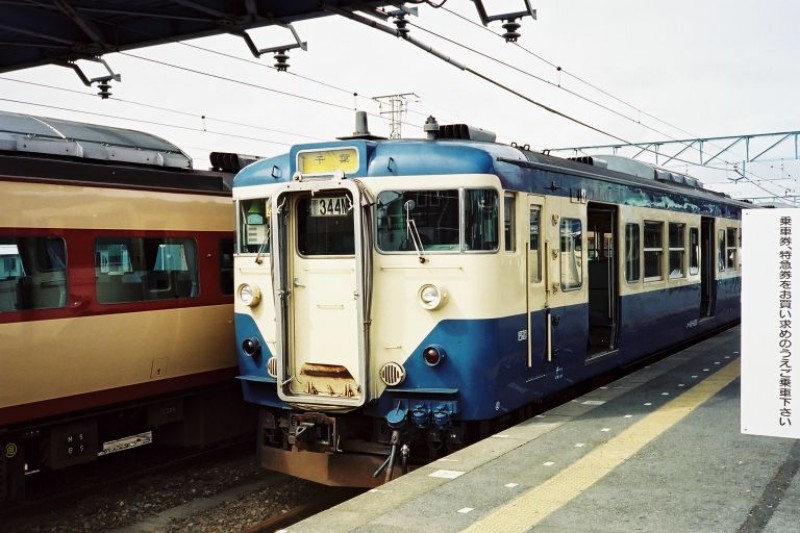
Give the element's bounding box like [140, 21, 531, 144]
[526, 195, 547, 377]
[700, 216, 715, 317]
[586, 204, 619, 356]
[273, 182, 369, 409]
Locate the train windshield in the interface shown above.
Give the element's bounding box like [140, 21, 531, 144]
[297, 192, 355, 256]
[238, 198, 270, 254]
[376, 188, 498, 253]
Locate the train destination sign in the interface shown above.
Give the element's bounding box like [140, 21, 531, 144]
[742, 208, 800, 439]
[297, 147, 359, 176]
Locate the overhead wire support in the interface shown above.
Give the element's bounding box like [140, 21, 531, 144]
[373, 92, 419, 138]
[324, 4, 630, 145]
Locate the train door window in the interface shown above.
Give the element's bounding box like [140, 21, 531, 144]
[465, 189, 498, 251]
[0, 236, 67, 312]
[504, 194, 516, 252]
[727, 228, 738, 270]
[96, 237, 198, 303]
[560, 218, 583, 291]
[625, 223, 640, 283]
[669, 222, 686, 279]
[718, 229, 727, 272]
[220, 238, 234, 295]
[643, 221, 663, 281]
[238, 198, 270, 254]
[297, 192, 355, 256]
[529, 206, 541, 282]
[689, 227, 700, 275]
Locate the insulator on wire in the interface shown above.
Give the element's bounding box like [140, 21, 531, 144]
[394, 14, 410, 36]
[96, 81, 112, 99]
[274, 50, 290, 72]
[501, 20, 521, 42]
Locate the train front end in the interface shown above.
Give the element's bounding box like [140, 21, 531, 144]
[233, 134, 514, 486]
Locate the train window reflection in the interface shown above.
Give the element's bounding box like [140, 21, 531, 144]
[625, 223, 640, 283]
[95, 238, 198, 303]
[376, 188, 498, 253]
[644, 221, 664, 281]
[0, 236, 67, 312]
[560, 218, 583, 291]
[239, 198, 270, 254]
[297, 192, 355, 256]
[504, 194, 516, 252]
[669, 223, 686, 279]
[689, 227, 700, 275]
[726, 228, 738, 270]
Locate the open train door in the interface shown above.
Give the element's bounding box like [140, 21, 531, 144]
[586, 203, 619, 358]
[526, 195, 547, 379]
[700, 216, 715, 317]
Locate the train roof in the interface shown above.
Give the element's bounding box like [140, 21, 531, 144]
[0, 109, 192, 169]
[233, 130, 751, 210]
[0, 110, 240, 193]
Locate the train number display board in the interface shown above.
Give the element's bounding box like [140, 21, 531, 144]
[742, 208, 800, 439]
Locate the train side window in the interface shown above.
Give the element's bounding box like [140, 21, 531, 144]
[625, 223, 640, 283]
[726, 228, 738, 270]
[669, 222, 686, 279]
[220, 238, 234, 295]
[504, 194, 516, 252]
[239, 198, 270, 254]
[643, 221, 663, 281]
[689, 227, 700, 275]
[96, 237, 198, 303]
[560, 218, 583, 291]
[465, 189, 498, 251]
[718, 229, 726, 272]
[0, 236, 67, 312]
[529, 206, 541, 282]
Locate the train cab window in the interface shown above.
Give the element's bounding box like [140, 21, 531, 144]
[689, 227, 700, 275]
[376, 189, 497, 253]
[95, 238, 198, 303]
[0, 236, 67, 312]
[238, 198, 270, 254]
[727, 228, 738, 270]
[297, 192, 355, 256]
[625, 223, 640, 283]
[669, 222, 686, 279]
[644, 221, 664, 281]
[560, 218, 583, 291]
[504, 194, 516, 252]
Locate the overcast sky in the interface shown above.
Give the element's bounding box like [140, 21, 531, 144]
[1, 0, 798, 203]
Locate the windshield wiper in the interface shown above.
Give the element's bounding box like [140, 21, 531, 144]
[404, 200, 426, 263]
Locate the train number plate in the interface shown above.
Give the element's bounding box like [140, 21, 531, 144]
[310, 196, 349, 217]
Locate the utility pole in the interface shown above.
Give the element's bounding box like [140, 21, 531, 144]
[373, 93, 418, 139]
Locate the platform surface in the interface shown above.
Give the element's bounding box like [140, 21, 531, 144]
[291, 327, 800, 532]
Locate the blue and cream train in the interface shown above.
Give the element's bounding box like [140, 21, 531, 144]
[233, 117, 745, 486]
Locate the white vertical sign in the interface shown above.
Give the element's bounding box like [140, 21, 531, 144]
[742, 208, 800, 438]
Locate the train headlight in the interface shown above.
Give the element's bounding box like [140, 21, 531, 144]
[238, 283, 261, 307]
[418, 283, 447, 310]
[422, 345, 446, 367]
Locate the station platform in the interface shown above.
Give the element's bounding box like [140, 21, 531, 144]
[291, 326, 800, 532]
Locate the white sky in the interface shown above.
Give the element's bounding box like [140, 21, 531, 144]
[1, 0, 798, 203]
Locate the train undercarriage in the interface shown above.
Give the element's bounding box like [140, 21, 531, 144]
[258, 407, 468, 487]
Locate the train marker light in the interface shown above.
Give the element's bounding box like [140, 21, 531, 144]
[238, 283, 261, 307]
[419, 283, 447, 310]
[423, 345, 446, 367]
[242, 337, 261, 357]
